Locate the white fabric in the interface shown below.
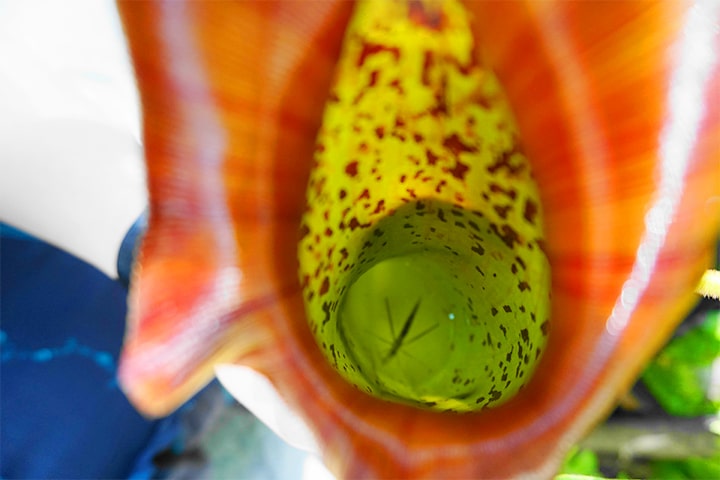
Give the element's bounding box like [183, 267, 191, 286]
[0, 0, 146, 278]
[215, 364, 320, 454]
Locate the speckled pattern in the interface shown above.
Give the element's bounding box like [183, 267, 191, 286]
[298, 0, 551, 412]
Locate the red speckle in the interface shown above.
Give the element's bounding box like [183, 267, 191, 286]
[345, 161, 359, 177]
[421, 51, 433, 86]
[487, 147, 525, 175]
[359, 142, 369, 153]
[400, 174, 407, 183]
[426, 149, 439, 165]
[340, 248, 349, 262]
[446, 160, 470, 180]
[413, 133, 424, 143]
[392, 132, 406, 142]
[358, 189, 370, 200]
[389, 79, 403, 94]
[299, 224, 310, 238]
[429, 76, 448, 116]
[491, 223, 521, 249]
[319, 277, 330, 296]
[312, 176, 326, 196]
[323, 210, 330, 221]
[373, 199, 386, 214]
[435, 179, 447, 193]
[324, 227, 333, 237]
[339, 189, 347, 199]
[524, 199, 538, 225]
[406, 188, 418, 199]
[348, 217, 361, 230]
[449, 50, 478, 76]
[493, 205, 511, 219]
[443, 133, 476, 157]
[489, 183, 518, 200]
[430, 99, 448, 117]
[368, 70, 379, 87]
[476, 95, 492, 109]
[357, 43, 401, 67]
[541, 320, 550, 335]
[375, 127, 385, 139]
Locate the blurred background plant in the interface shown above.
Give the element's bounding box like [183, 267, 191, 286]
[559, 294, 720, 480]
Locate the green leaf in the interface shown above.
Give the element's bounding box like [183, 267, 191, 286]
[642, 310, 720, 416]
[555, 475, 608, 480]
[650, 456, 720, 479]
[559, 447, 603, 477]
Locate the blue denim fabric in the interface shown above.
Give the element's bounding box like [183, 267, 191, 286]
[0, 223, 215, 479]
